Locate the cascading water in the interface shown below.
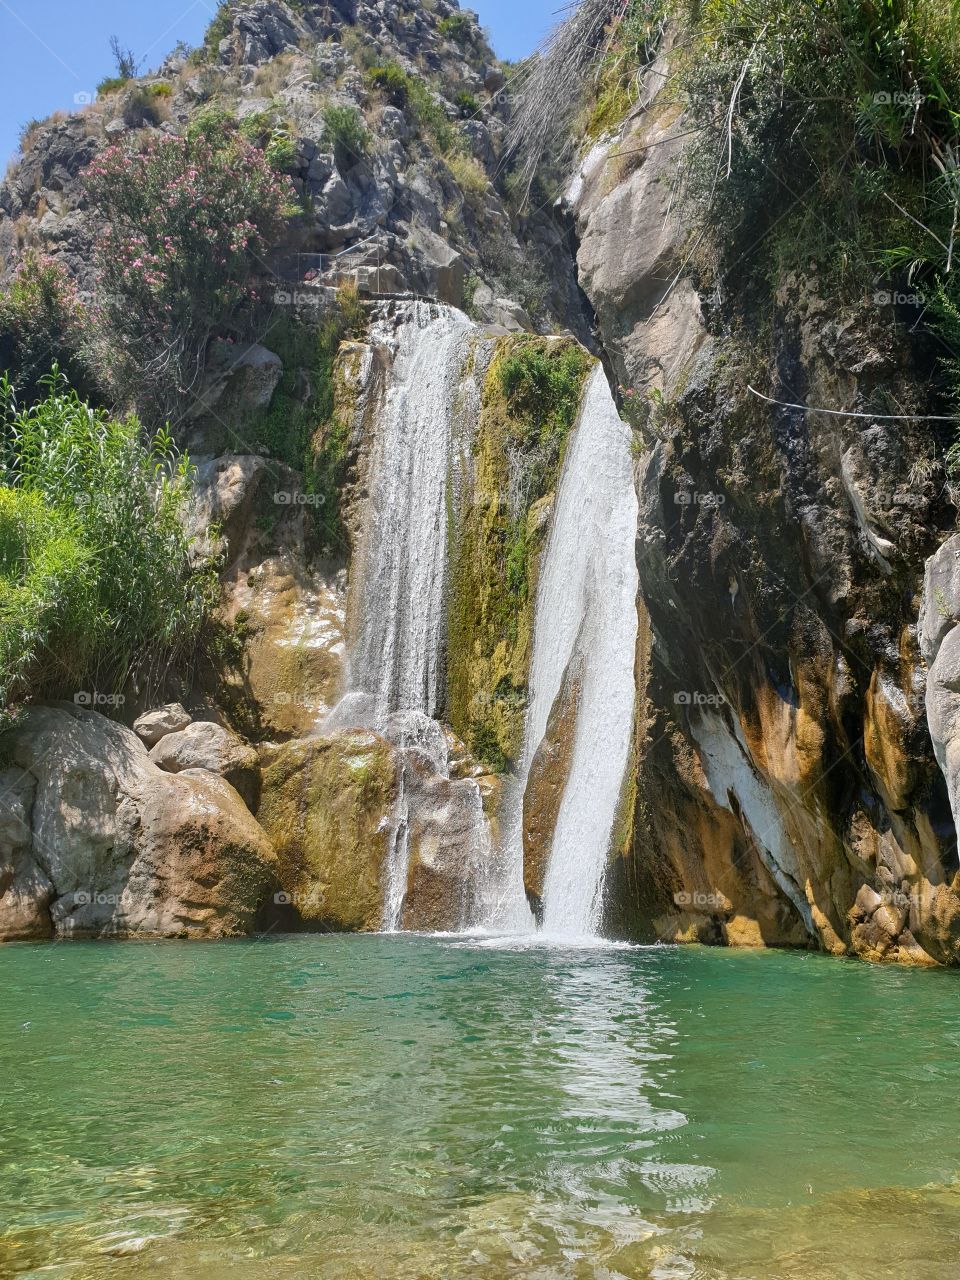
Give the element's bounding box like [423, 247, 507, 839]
[349, 303, 474, 720]
[341, 302, 496, 932]
[485, 365, 639, 940]
[538, 368, 639, 936]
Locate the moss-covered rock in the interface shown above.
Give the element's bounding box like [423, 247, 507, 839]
[446, 335, 594, 773]
[258, 729, 398, 931]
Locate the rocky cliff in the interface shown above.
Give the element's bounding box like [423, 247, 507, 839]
[4, 0, 960, 964]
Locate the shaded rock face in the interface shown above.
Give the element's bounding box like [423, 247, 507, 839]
[0, 707, 277, 941]
[187, 453, 347, 741]
[570, 46, 958, 964]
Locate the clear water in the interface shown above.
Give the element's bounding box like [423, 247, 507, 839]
[3, 937, 960, 1279]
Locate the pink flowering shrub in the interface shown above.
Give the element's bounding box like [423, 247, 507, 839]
[0, 251, 99, 404]
[83, 133, 292, 416]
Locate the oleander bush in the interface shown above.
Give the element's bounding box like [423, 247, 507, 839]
[83, 132, 292, 419]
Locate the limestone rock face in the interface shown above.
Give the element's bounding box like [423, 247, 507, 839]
[0, 707, 277, 941]
[188, 454, 347, 740]
[149, 720, 261, 812]
[566, 38, 707, 398]
[568, 38, 955, 965]
[133, 703, 192, 748]
[257, 729, 398, 931]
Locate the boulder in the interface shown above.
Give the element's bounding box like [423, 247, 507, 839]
[149, 720, 261, 811]
[401, 758, 493, 932]
[919, 532, 960, 666]
[133, 703, 192, 748]
[0, 707, 277, 941]
[257, 730, 398, 930]
[0, 768, 50, 941]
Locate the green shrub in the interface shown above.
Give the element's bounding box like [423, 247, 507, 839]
[265, 126, 297, 171]
[322, 104, 369, 168]
[454, 90, 480, 117]
[438, 13, 474, 43]
[204, 2, 235, 60]
[584, 0, 666, 137]
[0, 375, 218, 713]
[122, 84, 168, 128]
[497, 338, 594, 444]
[0, 487, 93, 714]
[0, 252, 100, 406]
[83, 132, 291, 419]
[366, 62, 456, 151]
[239, 109, 275, 145]
[97, 76, 128, 97]
[447, 151, 489, 207]
[365, 62, 410, 107]
[186, 104, 237, 147]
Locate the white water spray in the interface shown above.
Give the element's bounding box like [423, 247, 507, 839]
[485, 365, 639, 939]
[350, 303, 473, 720]
[342, 304, 496, 931]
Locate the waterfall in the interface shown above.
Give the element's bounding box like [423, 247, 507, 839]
[342, 303, 496, 932]
[538, 367, 639, 937]
[350, 303, 474, 720]
[486, 365, 639, 940]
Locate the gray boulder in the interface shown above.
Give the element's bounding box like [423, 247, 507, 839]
[0, 707, 277, 941]
[133, 703, 192, 748]
[149, 721, 261, 811]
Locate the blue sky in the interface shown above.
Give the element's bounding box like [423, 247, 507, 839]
[0, 0, 561, 170]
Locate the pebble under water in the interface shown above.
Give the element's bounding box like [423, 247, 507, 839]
[2, 935, 960, 1279]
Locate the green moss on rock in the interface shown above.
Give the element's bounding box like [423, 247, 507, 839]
[258, 730, 397, 931]
[446, 335, 594, 772]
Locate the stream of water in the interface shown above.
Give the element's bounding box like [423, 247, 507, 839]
[3, 936, 959, 1279]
